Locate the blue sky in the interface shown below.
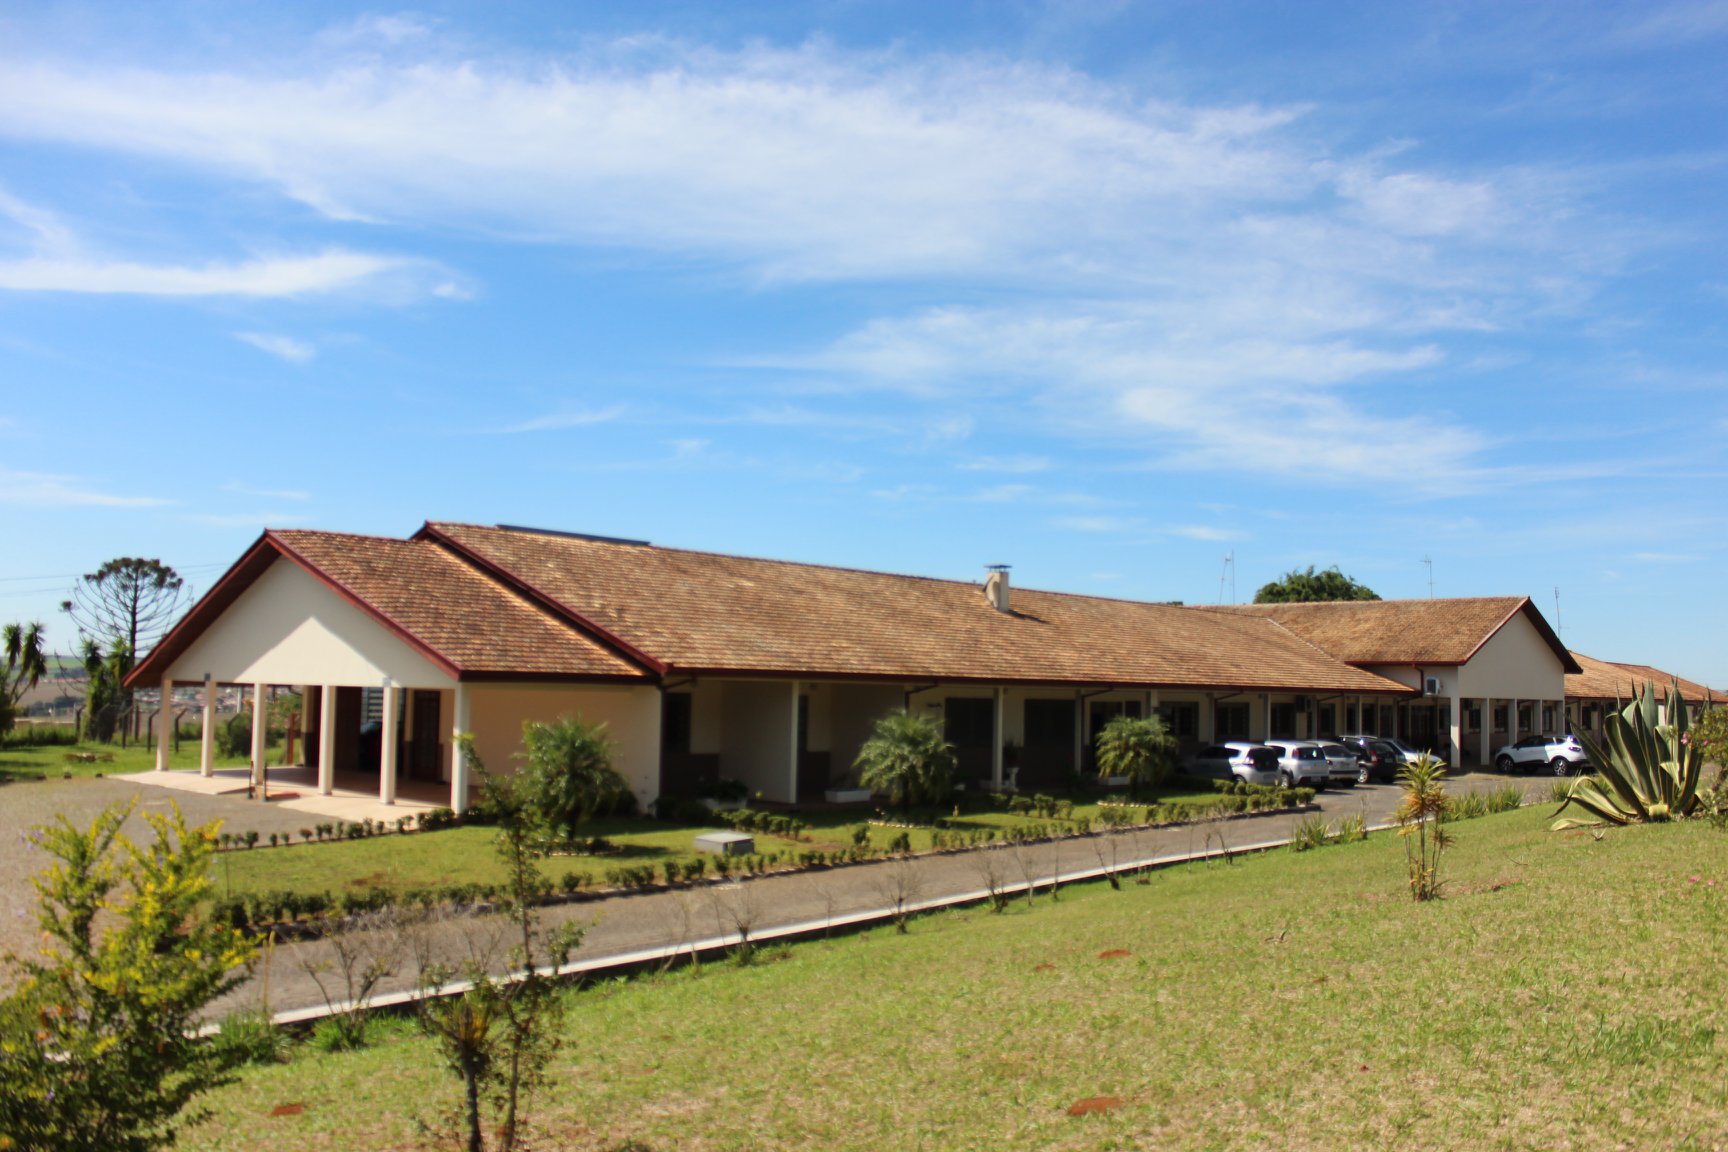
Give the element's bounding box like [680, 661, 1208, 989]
[2, 1, 1725, 684]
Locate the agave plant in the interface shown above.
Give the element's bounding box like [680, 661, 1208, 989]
[1553, 681, 1702, 829]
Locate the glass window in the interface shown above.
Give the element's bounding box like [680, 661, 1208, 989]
[1270, 703, 1296, 738]
[662, 693, 693, 755]
[1023, 699, 1075, 748]
[1215, 702, 1250, 740]
[944, 697, 995, 748]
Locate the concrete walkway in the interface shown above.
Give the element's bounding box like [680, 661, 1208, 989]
[211, 771, 1544, 1026]
[118, 766, 448, 825]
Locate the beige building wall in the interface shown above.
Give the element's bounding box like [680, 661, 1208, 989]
[465, 682, 663, 810]
[166, 559, 454, 690]
[1456, 615, 1566, 702]
[720, 680, 797, 802]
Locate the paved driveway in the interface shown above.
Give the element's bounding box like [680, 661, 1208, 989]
[1, 770, 1545, 1015]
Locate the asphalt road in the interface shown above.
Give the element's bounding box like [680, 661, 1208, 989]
[0, 769, 1549, 1020]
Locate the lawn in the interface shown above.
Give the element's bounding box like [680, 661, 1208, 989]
[181, 804, 1728, 1151]
[209, 780, 1233, 902]
[0, 737, 249, 781]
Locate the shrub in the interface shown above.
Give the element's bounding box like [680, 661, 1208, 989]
[209, 1010, 287, 1068]
[854, 710, 956, 811]
[1289, 813, 1332, 852]
[1094, 713, 1179, 789]
[1556, 682, 1704, 828]
[517, 715, 631, 841]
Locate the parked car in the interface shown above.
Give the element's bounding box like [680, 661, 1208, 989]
[1315, 741, 1363, 786]
[1188, 742, 1282, 787]
[1263, 740, 1333, 789]
[1380, 736, 1449, 767]
[1494, 733, 1589, 776]
[1336, 736, 1406, 784]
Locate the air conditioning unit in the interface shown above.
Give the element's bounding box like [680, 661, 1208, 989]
[1423, 677, 1440, 697]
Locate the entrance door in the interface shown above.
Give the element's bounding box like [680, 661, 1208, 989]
[409, 691, 442, 781]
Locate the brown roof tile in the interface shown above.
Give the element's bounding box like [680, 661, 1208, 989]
[1208, 597, 1576, 669]
[424, 522, 1410, 693]
[1566, 650, 1724, 705]
[270, 530, 648, 679]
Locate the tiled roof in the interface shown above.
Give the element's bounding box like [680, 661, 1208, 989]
[268, 530, 649, 679]
[1566, 650, 1724, 705]
[1207, 597, 1577, 669]
[423, 522, 1411, 693]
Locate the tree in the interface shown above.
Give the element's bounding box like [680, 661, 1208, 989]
[1095, 713, 1178, 791]
[515, 716, 629, 843]
[854, 709, 956, 811]
[61, 558, 190, 661]
[419, 737, 584, 1152]
[1, 620, 48, 733]
[1253, 565, 1380, 604]
[62, 559, 191, 736]
[76, 636, 130, 744]
[0, 801, 256, 1151]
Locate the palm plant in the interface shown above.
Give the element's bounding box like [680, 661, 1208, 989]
[854, 709, 956, 812]
[516, 716, 628, 843]
[1, 621, 48, 733]
[1553, 681, 1702, 829]
[1395, 754, 1451, 901]
[1094, 713, 1178, 792]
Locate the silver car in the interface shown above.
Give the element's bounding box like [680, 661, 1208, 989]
[1263, 741, 1332, 789]
[1188, 742, 1282, 786]
[1315, 741, 1363, 786]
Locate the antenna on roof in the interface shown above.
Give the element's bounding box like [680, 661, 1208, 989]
[1218, 551, 1235, 605]
[1553, 586, 1563, 638]
[1422, 555, 1434, 598]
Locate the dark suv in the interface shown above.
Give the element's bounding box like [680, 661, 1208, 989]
[1336, 735, 1405, 784]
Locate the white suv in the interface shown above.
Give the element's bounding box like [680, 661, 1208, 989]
[1263, 741, 1333, 789]
[1494, 734, 1589, 776]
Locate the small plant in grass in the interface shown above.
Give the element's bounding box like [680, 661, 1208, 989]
[1555, 681, 1705, 829]
[1396, 755, 1452, 901]
[1335, 812, 1368, 843]
[1289, 813, 1332, 852]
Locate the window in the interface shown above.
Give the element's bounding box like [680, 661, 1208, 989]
[1493, 704, 1509, 731]
[1518, 703, 1534, 732]
[1215, 702, 1250, 740]
[1023, 699, 1075, 748]
[1270, 703, 1296, 738]
[1159, 702, 1199, 739]
[1542, 704, 1555, 731]
[1465, 703, 1481, 732]
[1317, 704, 1336, 737]
[662, 694, 693, 755]
[944, 697, 994, 748]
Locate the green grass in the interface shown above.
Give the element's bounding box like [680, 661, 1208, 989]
[208, 780, 1234, 901]
[0, 738, 249, 781]
[182, 805, 1728, 1151]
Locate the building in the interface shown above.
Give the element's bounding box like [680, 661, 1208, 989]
[1565, 650, 1724, 741]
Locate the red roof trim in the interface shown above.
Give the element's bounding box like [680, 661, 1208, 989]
[265, 532, 466, 679]
[416, 523, 669, 676]
[1459, 598, 1581, 674]
[663, 665, 1417, 695]
[124, 532, 467, 689]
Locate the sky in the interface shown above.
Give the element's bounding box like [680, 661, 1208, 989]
[1, 1, 1725, 685]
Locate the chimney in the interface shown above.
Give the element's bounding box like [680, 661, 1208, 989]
[984, 564, 1011, 613]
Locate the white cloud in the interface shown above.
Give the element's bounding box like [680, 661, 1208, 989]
[0, 250, 424, 297]
[221, 482, 309, 501]
[236, 332, 316, 362]
[487, 406, 626, 434]
[957, 455, 1051, 474]
[1053, 515, 1139, 533]
[1169, 525, 1241, 541]
[0, 469, 168, 508]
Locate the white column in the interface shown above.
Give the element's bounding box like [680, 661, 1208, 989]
[450, 682, 471, 814]
[1448, 695, 1462, 767]
[200, 676, 216, 776]
[380, 681, 400, 805]
[787, 682, 802, 803]
[1480, 697, 1492, 766]
[250, 683, 267, 798]
[1509, 698, 1520, 744]
[318, 684, 337, 796]
[991, 686, 1005, 790]
[155, 676, 174, 771]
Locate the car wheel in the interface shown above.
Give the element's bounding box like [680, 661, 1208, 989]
[1281, 771, 1295, 789]
[1356, 765, 1371, 785]
[1495, 754, 1515, 773]
[1550, 757, 1572, 777]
